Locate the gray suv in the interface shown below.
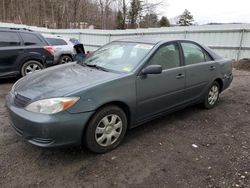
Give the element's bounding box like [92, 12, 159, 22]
[43, 34, 77, 64]
[6, 38, 233, 153]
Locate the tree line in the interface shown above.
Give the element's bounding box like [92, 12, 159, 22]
[0, 0, 194, 29]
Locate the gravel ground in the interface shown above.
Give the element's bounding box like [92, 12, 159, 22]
[0, 70, 249, 188]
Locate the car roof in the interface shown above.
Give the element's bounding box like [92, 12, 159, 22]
[0, 27, 35, 33]
[42, 34, 73, 42]
[115, 37, 164, 44]
[115, 37, 197, 45]
[42, 34, 63, 38]
[42, 34, 72, 40]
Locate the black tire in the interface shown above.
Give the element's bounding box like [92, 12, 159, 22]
[84, 105, 127, 153]
[59, 55, 73, 64]
[203, 81, 220, 109]
[21, 60, 44, 77]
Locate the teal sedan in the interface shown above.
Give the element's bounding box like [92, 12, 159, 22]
[6, 38, 233, 153]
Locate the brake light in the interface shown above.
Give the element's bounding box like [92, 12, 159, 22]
[44, 46, 54, 55]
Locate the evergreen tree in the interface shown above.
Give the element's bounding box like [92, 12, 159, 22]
[116, 10, 124, 29]
[140, 13, 158, 28]
[177, 9, 194, 26]
[129, 0, 142, 28]
[159, 16, 170, 27]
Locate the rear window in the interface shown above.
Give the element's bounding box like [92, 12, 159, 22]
[20, 33, 44, 46]
[0, 31, 21, 47]
[46, 38, 67, 46]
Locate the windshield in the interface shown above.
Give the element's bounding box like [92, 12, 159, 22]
[83, 42, 154, 73]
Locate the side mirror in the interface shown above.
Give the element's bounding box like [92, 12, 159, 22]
[141, 65, 162, 75]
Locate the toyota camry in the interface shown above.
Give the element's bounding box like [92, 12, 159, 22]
[6, 38, 233, 153]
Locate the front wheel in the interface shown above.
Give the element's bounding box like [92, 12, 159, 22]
[203, 81, 220, 109]
[84, 105, 127, 153]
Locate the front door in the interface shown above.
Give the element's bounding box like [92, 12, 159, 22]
[136, 42, 186, 122]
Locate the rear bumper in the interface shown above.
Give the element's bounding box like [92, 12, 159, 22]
[52, 53, 60, 64]
[6, 93, 94, 148]
[45, 59, 55, 67]
[222, 72, 233, 91]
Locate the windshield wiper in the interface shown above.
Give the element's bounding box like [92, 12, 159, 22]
[84, 63, 109, 72]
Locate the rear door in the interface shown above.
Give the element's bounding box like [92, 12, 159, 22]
[136, 42, 186, 121]
[180, 42, 216, 102]
[0, 31, 23, 76]
[19, 32, 51, 62]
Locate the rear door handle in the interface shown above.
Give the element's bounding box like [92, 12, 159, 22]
[176, 73, 185, 79]
[209, 66, 216, 70]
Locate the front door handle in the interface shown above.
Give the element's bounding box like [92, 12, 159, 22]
[209, 66, 216, 70]
[176, 73, 185, 79]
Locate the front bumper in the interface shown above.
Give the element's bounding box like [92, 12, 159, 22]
[6, 93, 94, 148]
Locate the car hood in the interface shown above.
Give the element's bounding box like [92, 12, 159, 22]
[13, 63, 122, 100]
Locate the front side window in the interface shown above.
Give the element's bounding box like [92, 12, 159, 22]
[147, 43, 180, 70]
[20, 33, 44, 46]
[0, 31, 21, 47]
[84, 42, 154, 73]
[46, 38, 67, 46]
[181, 42, 212, 65]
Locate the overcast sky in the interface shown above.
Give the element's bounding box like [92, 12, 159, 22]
[154, 0, 250, 24]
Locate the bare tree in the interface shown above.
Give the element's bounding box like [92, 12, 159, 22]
[0, 0, 163, 30]
[96, 0, 117, 29]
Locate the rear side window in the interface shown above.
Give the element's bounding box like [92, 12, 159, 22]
[20, 33, 44, 46]
[181, 42, 212, 65]
[0, 31, 21, 47]
[46, 38, 67, 46]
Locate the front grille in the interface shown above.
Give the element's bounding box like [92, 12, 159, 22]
[14, 93, 31, 108]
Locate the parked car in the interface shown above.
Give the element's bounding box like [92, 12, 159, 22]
[6, 38, 233, 153]
[0, 28, 54, 78]
[43, 34, 78, 64]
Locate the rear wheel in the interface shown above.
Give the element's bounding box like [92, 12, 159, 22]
[203, 81, 220, 109]
[84, 105, 127, 153]
[21, 60, 43, 77]
[59, 55, 73, 64]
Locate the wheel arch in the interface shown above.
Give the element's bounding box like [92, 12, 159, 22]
[59, 54, 73, 59]
[81, 101, 131, 145]
[214, 78, 223, 92]
[58, 54, 74, 64]
[19, 58, 44, 75]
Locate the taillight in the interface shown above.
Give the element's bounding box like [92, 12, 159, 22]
[44, 46, 54, 55]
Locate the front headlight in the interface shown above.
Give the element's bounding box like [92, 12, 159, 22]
[25, 97, 79, 114]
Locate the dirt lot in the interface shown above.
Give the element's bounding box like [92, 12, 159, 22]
[0, 70, 249, 188]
